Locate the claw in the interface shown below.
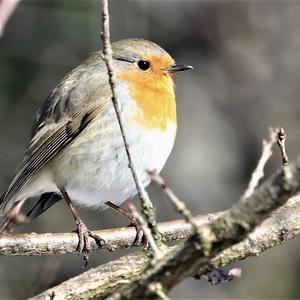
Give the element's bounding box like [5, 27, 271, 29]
[60, 189, 106, 265]
[105, 201, 143, 246]
[127, 217, 145, 245]
[74, 219, 105, 265]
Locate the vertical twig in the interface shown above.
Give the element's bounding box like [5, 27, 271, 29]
[241, 128, 277, 199]
[100, 0, 161, 242]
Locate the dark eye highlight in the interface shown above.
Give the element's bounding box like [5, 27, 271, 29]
[137, 60, 150, 71]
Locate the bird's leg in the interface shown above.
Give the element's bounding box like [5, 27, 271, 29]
[0, 198, 28, 234]
[60, 189, 105, 263]
[105, 201, 144, 245]
[105, 201, 136, 225]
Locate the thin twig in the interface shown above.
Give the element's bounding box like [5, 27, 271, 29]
[149, 171, 200, 235]
[277, 127, 289, 165]
[148, 171, 213, 270]
[100, 0, 160, 242]
[148, 171, 241, 285]
[241, 128, 277, 199]
[128, 203, 162, 260]
[0, 0, 21, 37]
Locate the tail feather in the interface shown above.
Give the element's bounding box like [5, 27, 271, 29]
[27, 192, 62, 220]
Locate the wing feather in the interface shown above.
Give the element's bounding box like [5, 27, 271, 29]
[0, 103, 105, 213]
[0, 51, 112, 214]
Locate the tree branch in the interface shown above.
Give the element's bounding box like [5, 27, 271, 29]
[0, 214, 220, 256]
[106, 159, 300, 299]
[30, 194, 300, 300]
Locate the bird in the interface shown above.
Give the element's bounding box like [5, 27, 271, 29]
[0, 38, 192, 256]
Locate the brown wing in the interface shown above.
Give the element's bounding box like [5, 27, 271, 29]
[0, 51, 113, 214]
[0, 103, 106, 214]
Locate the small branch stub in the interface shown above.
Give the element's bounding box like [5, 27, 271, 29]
[277, 127, 289, 166]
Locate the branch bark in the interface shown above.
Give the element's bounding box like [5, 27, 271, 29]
[31, 194, 300, 300]
[0, 214, 220, 256]
[106, 161, 300, 299]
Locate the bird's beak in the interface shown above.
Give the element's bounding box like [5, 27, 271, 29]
[166, 64, 193, 73]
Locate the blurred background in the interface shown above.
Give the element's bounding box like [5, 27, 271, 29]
[1, 0, 300, 298]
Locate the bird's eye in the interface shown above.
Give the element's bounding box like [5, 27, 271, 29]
[137, 60, 150, 71]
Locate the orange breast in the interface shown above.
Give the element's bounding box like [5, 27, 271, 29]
[117, 55, 177, 132]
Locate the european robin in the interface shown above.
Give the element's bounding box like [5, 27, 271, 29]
[0, 38, 192, 253]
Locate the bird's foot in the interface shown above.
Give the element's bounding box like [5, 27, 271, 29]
[75, 219, 105, 265]
[127, 216, 148, 246]
[105, 201, 145, 246]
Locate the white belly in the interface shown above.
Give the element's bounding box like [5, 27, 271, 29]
[50, 115, 176, 210]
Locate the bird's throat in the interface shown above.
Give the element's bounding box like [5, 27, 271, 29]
[117, 69, 177, 132]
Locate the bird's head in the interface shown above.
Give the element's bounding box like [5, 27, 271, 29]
[111, 38, 193, 131]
